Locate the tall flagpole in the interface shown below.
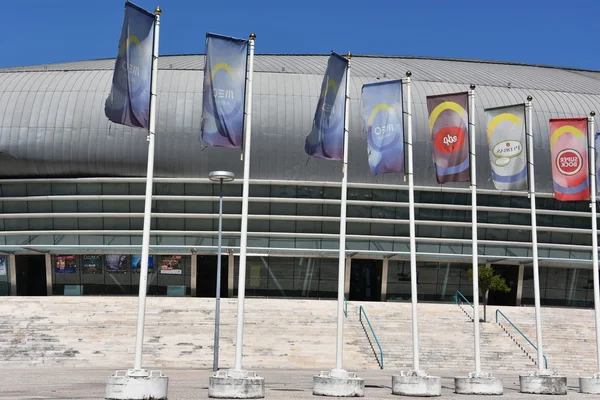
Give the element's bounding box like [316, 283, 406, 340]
[132, 6, 160, 374]
[405, 72, 420, 371]
[588, 112, 600, 373]
[233, 32, 255, 373]
[468, 85, 481, 374]
[334, 51, 351, 373]
[525, 96, 545, 371]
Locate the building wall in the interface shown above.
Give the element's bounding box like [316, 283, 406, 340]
[0, 177, 597, 307]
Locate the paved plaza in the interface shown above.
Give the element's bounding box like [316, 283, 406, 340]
[0, 367, 596, 399]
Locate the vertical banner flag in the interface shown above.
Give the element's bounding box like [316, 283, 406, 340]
[201, 33, 248, 148]
[549, 118, 589, 201]
[105, 2, 155, 128]
[485, 105, 528, 190]
[427, 92, 470, 183]
[305, 53, 348, 160]
[361, 80, 405, 175]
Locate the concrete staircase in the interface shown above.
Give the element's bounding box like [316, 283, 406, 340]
[0, 297, 596, 375]
[493, 306, 599, 376]
[0, 297, 372, 370]
[355, 301, 537, 374]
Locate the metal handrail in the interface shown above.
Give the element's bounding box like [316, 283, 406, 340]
[359, 305, 383, 369]
[496, 309, 548, 369]
[343, 297, 348, 317]
[455, 290, 474, 308]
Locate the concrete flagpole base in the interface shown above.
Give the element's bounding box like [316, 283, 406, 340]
[105, 369, 168, 400]
[519, 369, 567, 395]
[454, 372, 503, 395]
[313, 369, 365, 397]
[208, 369, 265, 399]
[579, 373, 600, 394]
[392, 370, 442, 397]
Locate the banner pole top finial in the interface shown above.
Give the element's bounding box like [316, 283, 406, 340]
[249, 33, 256, 40]
[154, 6, 161, 15]
[592, 111, 596, 117]
[346, 51, 352, 60]
[527, 95, 533, 102]
[470, 84, 476, 90]
[405, 71, 412, 78]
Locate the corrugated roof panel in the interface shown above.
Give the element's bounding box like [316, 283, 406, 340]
[1, 55, 600, 186]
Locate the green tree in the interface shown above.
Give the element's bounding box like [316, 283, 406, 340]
[467, 265, 510, 322]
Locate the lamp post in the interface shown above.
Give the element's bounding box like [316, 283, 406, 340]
[209, 170, 235, 372]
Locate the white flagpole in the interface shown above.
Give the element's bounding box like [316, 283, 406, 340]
[132, 6, 160, 374]
[468, 85, 481, 374]
[405, 72, 420, 371]
[334, 51, 351, 372]
[233, 32, 255, 373]
[525, 96, 545, 371]
[588, 112, 600, 373]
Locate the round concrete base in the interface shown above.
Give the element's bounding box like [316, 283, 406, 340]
[313, 370, 365, 397]
[519, 373, 567, 395]
[454, 375, 503, 395]
[208, 370, 265, 399]
[392, 374, 442, 397]
[105, 370, 168, 400]
[579, 376, 600, 394]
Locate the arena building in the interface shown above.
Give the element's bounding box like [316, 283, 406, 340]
[0, 54, 598, 307]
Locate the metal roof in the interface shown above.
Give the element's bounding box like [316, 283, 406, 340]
[2, 54, 600, 93]
[1, 54, 600, 192]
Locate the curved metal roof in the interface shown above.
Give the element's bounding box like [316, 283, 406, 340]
[1, 54, 599, 193]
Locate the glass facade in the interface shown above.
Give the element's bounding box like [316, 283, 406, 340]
[52, 254, 192, 296]
[233, 256, 338, 299]
[0, 255, 9, 295]
[522, 267, 594, 307]
[386, 261, 474, 302]
[0, 178, 597, 306]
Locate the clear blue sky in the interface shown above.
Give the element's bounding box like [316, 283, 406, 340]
[2, 0, 598, 70]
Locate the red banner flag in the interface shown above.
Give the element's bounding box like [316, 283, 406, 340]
[549, 118, 589, 201]
[427, 92, 470, 183]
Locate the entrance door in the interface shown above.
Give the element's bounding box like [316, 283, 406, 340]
[15, 255, 47, 296]
[487, 264, 518, 306]
[349, 259, 382, 302]
[196, 255, 228, 298]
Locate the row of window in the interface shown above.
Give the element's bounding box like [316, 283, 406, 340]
[2, 254, 599, 308]
[0, 182, 593, 211]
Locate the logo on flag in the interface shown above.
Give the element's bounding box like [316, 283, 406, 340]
[305, 53, 348, 160]
[361, 80, 404, 175]
[549, 118, 589, 201]
[426, 93, 470, 183]
[556, 149, 583, 176]
[201, 33, 248, 148]
[105, 2, 155, 129]
[485, 105, 527, 190]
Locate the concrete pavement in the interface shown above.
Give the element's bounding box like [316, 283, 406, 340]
[0, 368, 595, 399]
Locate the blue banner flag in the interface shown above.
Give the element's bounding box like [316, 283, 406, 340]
[201, 33, 248, 148]
[361, 80, 405, 175]
[105, 2, 155, 129]
[305, 53, 348, 160]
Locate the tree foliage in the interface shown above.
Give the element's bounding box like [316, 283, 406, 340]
[467, 265, 510, 322]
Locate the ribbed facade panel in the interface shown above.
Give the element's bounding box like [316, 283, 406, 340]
[0, 55, 599, 194]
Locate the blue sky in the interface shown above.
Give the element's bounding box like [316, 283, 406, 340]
[2, 0, 598, 70]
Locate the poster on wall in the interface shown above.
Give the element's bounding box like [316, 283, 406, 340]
[0, 256, 6, 276]
[105, 254, 129, 274]
[159, 255, 183, 275]
[82, 255, 103, 274]
[55, 255, 77, 274]
[132, 255, 154, 273]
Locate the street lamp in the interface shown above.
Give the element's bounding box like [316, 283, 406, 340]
[208, 170, 235, 372]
